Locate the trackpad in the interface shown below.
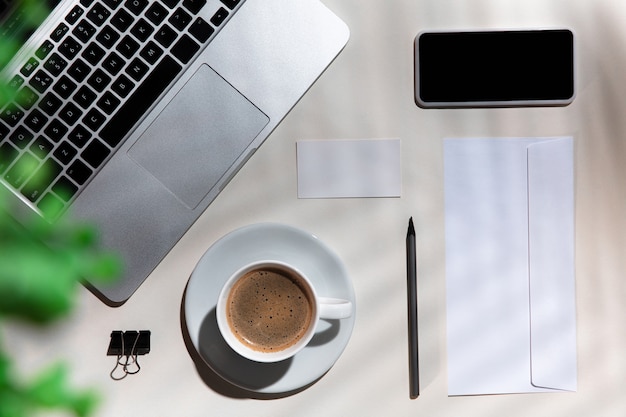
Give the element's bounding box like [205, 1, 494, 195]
[128, 64, 269, 209]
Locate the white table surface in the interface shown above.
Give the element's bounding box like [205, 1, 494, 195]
[5, 0, 626, 416]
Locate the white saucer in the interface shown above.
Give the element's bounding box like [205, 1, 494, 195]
[184, 223, 356, 394]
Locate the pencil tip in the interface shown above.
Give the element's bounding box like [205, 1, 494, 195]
[408, 217, 415, 233]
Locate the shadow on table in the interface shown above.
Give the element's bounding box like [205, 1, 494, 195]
[180, 292, 338, 399]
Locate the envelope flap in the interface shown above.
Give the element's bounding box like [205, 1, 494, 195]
[527, 137, 577, 391]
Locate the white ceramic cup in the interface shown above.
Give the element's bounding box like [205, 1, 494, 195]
[216, 260, 353, 363]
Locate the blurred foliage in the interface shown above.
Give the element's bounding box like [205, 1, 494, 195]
[0, 189, 121, 323]
[0, 0, 50, 103]
[0, 357, 100, 417]
[0, 192, 122, 417]
[0, 2, 121, 416]
[0, 194, 121, 417]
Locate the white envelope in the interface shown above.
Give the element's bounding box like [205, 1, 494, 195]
[444, 137, 577, 396]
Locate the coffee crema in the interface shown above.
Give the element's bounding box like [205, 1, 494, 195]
[226, 268, 314, 353]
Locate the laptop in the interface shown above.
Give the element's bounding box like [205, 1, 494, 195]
[0, 0, 349, 305]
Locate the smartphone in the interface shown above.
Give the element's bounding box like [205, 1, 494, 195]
[414, 29, 575, 108]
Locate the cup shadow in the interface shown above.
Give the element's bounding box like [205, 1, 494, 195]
[180, 292, 341, 399]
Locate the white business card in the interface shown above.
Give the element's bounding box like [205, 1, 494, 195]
[296, 138, 402, 198]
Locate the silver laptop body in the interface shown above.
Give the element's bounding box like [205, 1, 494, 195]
[0, 0, 349, 304]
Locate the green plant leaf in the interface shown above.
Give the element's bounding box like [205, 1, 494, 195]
[27, 364, 100, 417]
[0, 1, 112, 415]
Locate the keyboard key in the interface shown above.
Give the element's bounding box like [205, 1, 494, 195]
[96, 25, 120, 48]
[36, 40, 55, 60]
[43, 119, 69, 142]
[51, 23, 70, 42]
[59, 102, 84, 126]
[221, 0, 241, 10]
[82, 42, 106, 65]
[9, 126, 33, 149]
[38, 192, 65, 219]
[39, 93, 63, 116]
[53, 75, 78, 99]
[0, 142, 18, 173]
[29, 70, 53, 94]
[97, 92, 121, 114]
[22, 158, 63, 202]
[125, 0, 148, 15]
[100, 56, 181, 147]
[145, 2, 168, 25]
[68, 58, 92, 82]
[58, 36, 82, 59]
[102, 0, 123, 10]
[87, 69, 112, 92]
[0, 120, 8, 137]
[155, 24, 177, 47]
[73, 19, 97, 42]
[140, 41, 163, 64]
[171, 34, 199, 64]
[54, 141, 78, 163]
[30, 136, 55, 159]
[68, 125, 92, 147]
[169, 7, 191, 30]
[87, 2, 111, 26]
[24, 109, 49, 133]
[131, 18, 154, 42]
[44, 53, 68, 76]
[0, 122, 9, 140]
[52, 176, 78, 201]
[7, 75, 24, 92]
[5, 152, 38, 188]
[81, 139, 110, 168]
[111, 74, 135, 98]
[183, 0, 206, 14]
[65, 5, 85, 24]
[220, 0, 240, 9]
[210, 7, 228, 26]
[126, 57, 149, 81]
[116, 35, 140, 58]
[1, 104, 24, 127]
[161, 0, 179, 9]
[20, 57, 39, 77]
[16, 85, 39, 109]
[82, 108, 107, 131]
[102, 51, 125, 75]
[111, 8, 134, 31]
[189, 17, 213, 43]
[67, 159, 92, 184]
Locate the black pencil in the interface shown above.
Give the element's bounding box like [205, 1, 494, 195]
[406, 217, 419, 399]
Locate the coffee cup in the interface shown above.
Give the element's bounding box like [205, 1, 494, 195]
[216, 260, 353, 363]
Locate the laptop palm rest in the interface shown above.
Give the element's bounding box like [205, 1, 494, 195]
[128, 64, 269, 209]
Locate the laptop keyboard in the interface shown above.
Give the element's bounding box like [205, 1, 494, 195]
[0, 0, 243, 219]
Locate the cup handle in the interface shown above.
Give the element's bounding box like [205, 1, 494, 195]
[318, 297, 353, 320]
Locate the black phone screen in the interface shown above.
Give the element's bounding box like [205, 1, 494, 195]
[415, 29, 575, 107]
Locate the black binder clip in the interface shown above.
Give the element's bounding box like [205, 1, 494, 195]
[107, 330, 150, 380]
